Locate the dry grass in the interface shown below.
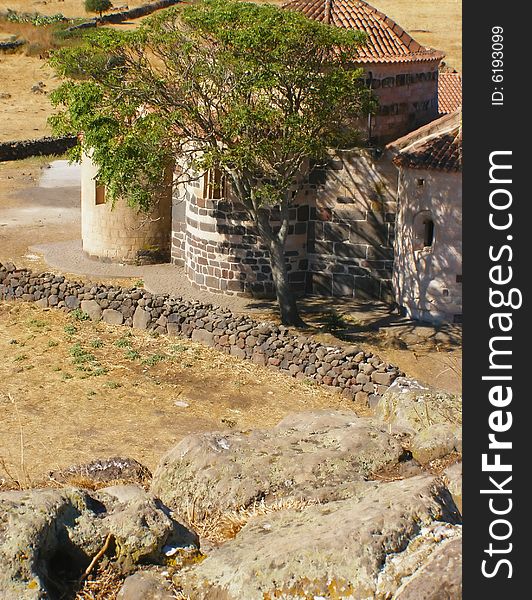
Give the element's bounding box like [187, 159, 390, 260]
[75, 564, 124, 600]
[0, 301, 356, 487]
[185, 496, 322, 545]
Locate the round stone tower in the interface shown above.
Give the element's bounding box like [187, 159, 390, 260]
[80, 152, 173, 264]
[283, 0, 445, 143]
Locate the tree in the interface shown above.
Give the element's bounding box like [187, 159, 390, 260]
[84, 0, 113, 19]
[49, 0, 374, 326]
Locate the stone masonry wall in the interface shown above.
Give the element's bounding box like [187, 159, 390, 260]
[393, 167, 462, 323]
[0, 136, 77, 162]
[0, 262, 403, 404]
[308, 149, 398, 301]
[172, 153, 398, 303]
[364, 61, 440, 144]
[172, 173, 311, 298]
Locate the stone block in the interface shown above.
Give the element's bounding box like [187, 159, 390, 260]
[80, 300, 102, 322]
[102, 309, 124, 326]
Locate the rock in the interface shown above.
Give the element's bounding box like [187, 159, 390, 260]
[133, 306, 151, 329]
[392, 537, 462, 599]
[80, 299, 102, 321]
[117, 571, 175, 600]
[375, 521, 462, 599]
[443, 461, 462, 514]
[99, 494, 199, 571]
[371, 371, 395, 386]
[0, 487, 197, 599]
[182, 476, 460, 599]
[151, 410, 403, 520]
[100, 484, 147, 504]
[49, 457, 152, 485]
[65, 295, 80, 309]
[191, 328, 214, 346]
[374, 377, 461, 433]
[411, 423, 459, 464]
[103, 308, 125, 326]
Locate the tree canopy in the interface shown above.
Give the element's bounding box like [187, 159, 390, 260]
[49, 0, 375, 324]
[84, 0, 113, 18]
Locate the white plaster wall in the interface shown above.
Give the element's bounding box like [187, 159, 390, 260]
[393, 167, 462, 323]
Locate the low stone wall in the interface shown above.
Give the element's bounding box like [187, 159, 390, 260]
[0, 39, 25, 51]
[0, 136, 77, 162]
[65, 0, 181, 32]
[0, 262, 403, 402]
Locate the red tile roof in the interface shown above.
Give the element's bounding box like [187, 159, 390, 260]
[389, 111, 462, 172]
[438, 71, 462, 115]
[283, 0, 445, 64]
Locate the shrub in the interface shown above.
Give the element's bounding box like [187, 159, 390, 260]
[84, 0, 113, 18]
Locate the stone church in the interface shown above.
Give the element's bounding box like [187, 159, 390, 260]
[80, 0, 462, 324]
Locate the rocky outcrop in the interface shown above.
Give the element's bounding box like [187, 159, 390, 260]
[181, 476, 461, 599]
[443, 461, 462, 514]
[410, 423, 461, 464]
[0, 487, 198, 599]
[151, 410, 405, 520]
[118, 570, 175, 600]
[374, 377, 461, 433]
[0, 409, 462, 598]
[48, 457, 152, 485]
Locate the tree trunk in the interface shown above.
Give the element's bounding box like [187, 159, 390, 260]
[256, 208, 306, 327]
[269, 237, 305, 326]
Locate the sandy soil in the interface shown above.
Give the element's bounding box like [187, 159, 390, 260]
[369, 0, 462, 70]
[0, 54, 60, 142]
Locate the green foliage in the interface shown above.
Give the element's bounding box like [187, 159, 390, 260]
[70, 308, 90, 321]
[114, 336, 132, 348]
[142, 353, 165, 367]
[49, 0, 373, 212]
[5, 10, 66, 26]
[84, 0, 113, 17]
[48, 0, 375, 324]
[125, 349, 141, 360]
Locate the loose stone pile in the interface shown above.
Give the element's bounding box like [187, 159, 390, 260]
[0, 262, 403, 401]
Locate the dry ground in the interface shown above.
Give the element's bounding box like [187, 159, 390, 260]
[0, 301, 358, 488]
[0, 0, 148, 18]
[0, 158, 461, 502]
[0, 0, 461, 141]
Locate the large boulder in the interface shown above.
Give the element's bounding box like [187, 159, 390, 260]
[376, 521, 462, 599]
[151, 410, 405, 519]
[181, 475, 461, 599]
[410, 424, 461, 465]
[374, 377, 462, 435]
[443, 461, 462, 514]
[392, 537, 462, 600]
[0, 487, 198, 599]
